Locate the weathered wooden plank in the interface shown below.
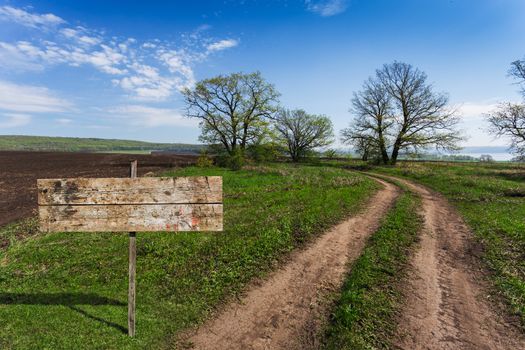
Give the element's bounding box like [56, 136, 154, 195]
[39, 204, 223, 232]
[38, 176, 222, 205]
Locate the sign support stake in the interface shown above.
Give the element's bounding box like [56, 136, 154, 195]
[128, 160, 137, 337]
[37, 161, 223, 337]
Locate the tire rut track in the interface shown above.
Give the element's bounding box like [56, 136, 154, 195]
[181, 179, 400, 350]
[386, 176, 525, 350]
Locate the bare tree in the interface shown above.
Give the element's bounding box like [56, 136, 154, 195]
[273, 109, 334, 162]
[510, 58, 525, 95]
[377, 62, 462, 164]
[341, 131, 374, 161]
[183, 72, 279, 156]
[486, 103, 525, 155]
[340, 78, 391, 163]
[486, 58, 525, 156]
[342, 62, 462, 164]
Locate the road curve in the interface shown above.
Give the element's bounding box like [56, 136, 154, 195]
[381, 176, 525, 350]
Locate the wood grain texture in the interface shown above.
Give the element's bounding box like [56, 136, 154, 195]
[39, 203, 223, 232]
[38, 176, 222, 205]
[38, 175, 223, 233]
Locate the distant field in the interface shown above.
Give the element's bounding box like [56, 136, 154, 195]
[0, 151, 197, 228]
[0, 135, 203, 154]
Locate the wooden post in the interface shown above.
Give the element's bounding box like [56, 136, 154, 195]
[128, 160, 137, 337]
[37, 159, 223, 337]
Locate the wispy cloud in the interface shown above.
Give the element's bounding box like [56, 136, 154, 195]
[0, 5, 64, 29]
[458, 102, 499, 119]
[0, 80, 72, 113]
[55, 118, 73, 125]
[108, 105, 198, 127]
[454, 100, 523, 120]
[0, 6, 239, 102]
[207, 39, 239, 52]
[0, 113, 31, 128]
[306, 0, 349, 17]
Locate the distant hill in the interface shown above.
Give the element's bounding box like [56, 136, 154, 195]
[0, 135, 204, 154]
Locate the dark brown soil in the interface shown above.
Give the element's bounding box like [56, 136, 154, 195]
[0, 151, 196, 227]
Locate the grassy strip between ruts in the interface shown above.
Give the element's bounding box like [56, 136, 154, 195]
[323, 181, 423, 349]
[371, 161, 525, 327]
[0, 164, 378, 350]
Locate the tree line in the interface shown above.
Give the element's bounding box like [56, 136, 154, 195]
[183, 72, 333, 167]
[182, 60, 525, 168]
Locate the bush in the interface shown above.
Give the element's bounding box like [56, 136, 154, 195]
[227, 149, 244, 170]
[324, 149, 338, 159]
[196, 150, 214, 168]
[246, 142, 281, 163]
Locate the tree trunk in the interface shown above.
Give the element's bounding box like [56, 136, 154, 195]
[377, 118, 389, 164]
[378, 137, 389, 164]
[390, 141, 401, 165]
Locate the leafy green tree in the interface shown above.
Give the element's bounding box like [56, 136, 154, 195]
[273, 109, 334, 162]
[183, 72, 280, 157]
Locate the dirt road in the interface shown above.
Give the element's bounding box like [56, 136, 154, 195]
[184, 179, 400, 350]
[389, 177, 525, 350]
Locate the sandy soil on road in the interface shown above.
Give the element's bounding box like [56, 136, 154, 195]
[389, 177, 525, 350]
[184, 179, 400, 350]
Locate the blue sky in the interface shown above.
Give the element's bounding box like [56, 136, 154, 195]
[0, 0, 524, 150]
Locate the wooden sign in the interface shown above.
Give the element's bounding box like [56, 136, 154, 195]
[38, 176, 223, 232]
[37, 161, 223, 337]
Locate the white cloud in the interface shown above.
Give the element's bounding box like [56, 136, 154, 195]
[456, 101, 502, 120]
[306, 0, 349, 17]
[0, 39, 127, 75]
[114, 62, 181, 101]
[142, 42, 157, 49]
[0, 5, 64, 28]
[55, 118, 73, 124]
[206, 39, 239, 52]
[60, 27, 102, 46]
[0, 42, 45, 71]
[0, 80, 72, 113]
[0, 113, 31, 128]
[0, 6, 240, 101]
[109, 105, 197, 127]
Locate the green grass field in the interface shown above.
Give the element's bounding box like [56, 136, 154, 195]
[0, 135, 203, 153]
[323, 183, 423, 349]
[3, 160, 524, 349]
[0, 164, 378, 349]
[372, 161, 525, 325]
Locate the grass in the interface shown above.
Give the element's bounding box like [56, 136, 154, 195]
[371, 161, 525, 325]
[323, 184, 423, 349]
[0, 135, 203, 153]
[0, 218, 40, 252]
[0, 164, 378, 349]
